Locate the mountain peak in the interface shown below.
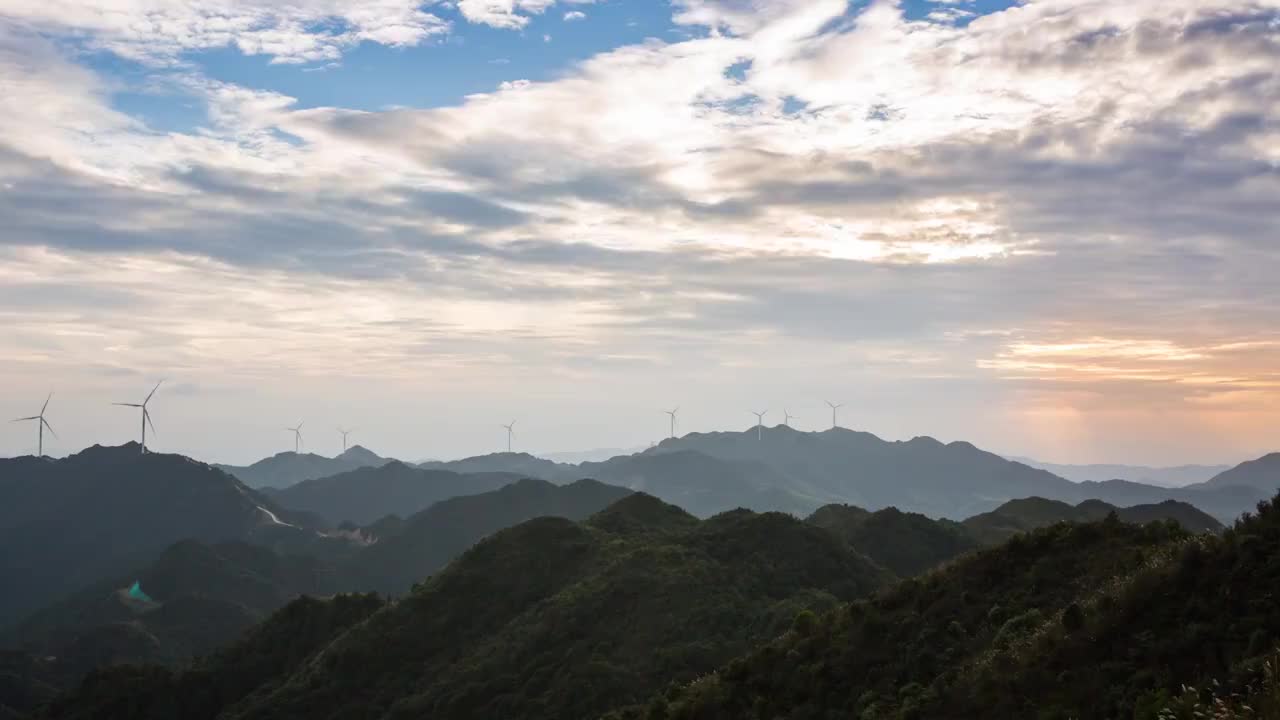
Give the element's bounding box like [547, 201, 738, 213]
[588, 493, 697, 535]
[337, 445, 383, 463]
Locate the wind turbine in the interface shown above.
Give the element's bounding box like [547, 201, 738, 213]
[502, 420, 516, 453]
[783, 409, 796, 428]
[13, 392, 56, 457]
[113, 381, 162, 453]
[338, 427, 353, 452]
[286, 422, 304, 453]
[751, 409, 768, 441]
[826, 401, 843, 429]
[664, 407, 679, 439]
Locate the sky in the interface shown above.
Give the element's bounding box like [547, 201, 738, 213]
[1, 0, 1278, 466]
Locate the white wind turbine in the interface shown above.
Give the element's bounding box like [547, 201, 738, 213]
[664, 407, 679, 439]
[826, 400, 843, 429]
[502, 420, 516, 453]
[338, 427, 353, 452]
[113, 381, 162, 453]
[286, 422, 305, 453]
[751, 409, 768, 441]
[13, 392, 56, 457]
[783, 409, 796, 428]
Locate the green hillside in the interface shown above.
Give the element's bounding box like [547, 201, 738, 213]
[616, 494, 1280, 720]
[80, 493, 890, 720]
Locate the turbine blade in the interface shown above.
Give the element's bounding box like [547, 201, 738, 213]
[145, 380, 163, 404]
[42, 418, 58, 439]
[41, 392, 52, 415]
[145, 409, 157, 435]
[114, 403, 143, 407]
[13, 416, 40, 422]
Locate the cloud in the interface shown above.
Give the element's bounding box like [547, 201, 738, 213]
[0, 0, 451, 64]
[564, 10, 586, 21]
[3, 0, 1280, 461]
[456, 0, 557, 29]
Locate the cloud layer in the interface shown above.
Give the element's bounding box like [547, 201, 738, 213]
[1, 0, 1278, 463]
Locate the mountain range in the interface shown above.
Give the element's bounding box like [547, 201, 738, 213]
[43, 494, 893, 720]
[0, 468, 1222, 713]
[404, 427, 1269, 523]
[30, 487, 1257, 720]
[210, 428, 1278, 528]
[5, 432, 1279, 719]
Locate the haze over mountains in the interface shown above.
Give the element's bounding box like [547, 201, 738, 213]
[1009, 458, 1232, 488]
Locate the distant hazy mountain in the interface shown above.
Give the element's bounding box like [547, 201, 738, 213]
[91, 495, 890, 720]
[1067, 479, 1266, 523]
[217, 445, 392, 489]
[1193, 452, 1280, 492]
[265, 461, 524, 526]
[961, 496, 1223, 545]
[1009, 457, 1230, 487]
[1, 540, 326, 684]
[640, 426, 1074, 517]
[340, 478, 633, 594]
[640, 426, 1264, 522]
[417, 452, 573, 481]
[580, 448, 822, 517]
[412, 448, 816, 517]
[0, 444, 319, 629]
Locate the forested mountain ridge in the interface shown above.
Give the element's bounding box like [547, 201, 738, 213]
[805, 496, 1220, 577]
[41, 494, 892, 720]
[263, 461, 523, 526]
[336, 477, 634, 594]
[616, 492, 1280, 720]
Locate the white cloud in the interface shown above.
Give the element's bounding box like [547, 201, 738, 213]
[3, 0, 1280, 461]
[564, 10, 586, 21]
[0, 0, 451, 64]
[456, 0, 557, 29]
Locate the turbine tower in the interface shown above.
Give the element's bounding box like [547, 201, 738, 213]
[338, 427, 352, 452]
[286, 422, 304, 453]
[664, 407, 679, 439]
[113, 381, 162, 453]
[502, 420, 516, 453]
[826, 400, 843, 429]
[783, 409, 796, 428]
[13, 392, 56, 457]
[752, 409, 767, 441]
